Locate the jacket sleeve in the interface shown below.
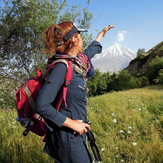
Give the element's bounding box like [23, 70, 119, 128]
[35, 63, 67, 131]
[83, 41, 102, 80]
[84, 41, 102, 59]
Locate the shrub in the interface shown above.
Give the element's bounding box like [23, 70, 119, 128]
[108, 70, 138, 91]
[146, 56, 163, 84]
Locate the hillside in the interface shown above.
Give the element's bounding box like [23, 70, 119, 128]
[125, 41, 163, 75]
[0, 85, 163, 163]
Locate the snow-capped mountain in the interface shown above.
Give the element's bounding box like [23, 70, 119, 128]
[91, 43, 137, 73]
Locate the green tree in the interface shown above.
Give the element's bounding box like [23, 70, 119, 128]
[146, 56, 163, 84]
[107, 72, 117, 91]
[0, 0, 93, 109]
[87, 70, 110, 96]
[137, 76, 149, 87]
[153, 68, 163, 84]
[137, 48, 146, 57]
[87, 69, 102, 96]
[156, 69, 163, 84]
[110, 70, 137, 91]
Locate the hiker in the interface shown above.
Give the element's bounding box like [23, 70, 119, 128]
[35, 21, 115, 163]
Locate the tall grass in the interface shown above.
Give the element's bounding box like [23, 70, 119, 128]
[0, 85, 163, 163]
[0, 110, 54, 163]
[88, 85, 163, 163]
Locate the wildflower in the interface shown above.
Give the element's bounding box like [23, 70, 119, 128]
[128, 126, 132, 129]
[115, 154, 119, 158]
[155, 119, 159, 123]
[132, 142, 137, 146]
[99, 110, 101, 112]
[121, 159, 124, 162]
[111, 113, 115, 116]
[115, 147, 118, 150]
[127, 131, 132, 134]
[113, 118, 117, 123]
[119, 130, 124, 133]
[101, 148, 105, 152]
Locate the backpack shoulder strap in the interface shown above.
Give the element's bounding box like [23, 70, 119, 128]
[56, 60, 73, 110]
[41, 58, 73, 110]
[41, 59, 68, 82]
[51, 59, 69, 69]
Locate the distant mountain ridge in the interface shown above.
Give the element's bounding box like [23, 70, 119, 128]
[91, 43, 136, 73]
[125, 41, 163, 75]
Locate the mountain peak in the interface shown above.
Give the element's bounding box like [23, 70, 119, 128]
[91, 44, 137, 73]
[107, 43, 123, 56]
[113, 42, 121, 47]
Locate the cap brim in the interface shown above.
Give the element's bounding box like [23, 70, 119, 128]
[73, 23, 87, 32]
[63, 23, 88, 42]
[77, 28, 88, 32]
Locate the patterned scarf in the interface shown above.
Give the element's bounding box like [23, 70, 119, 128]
[47, 53, 91, 78]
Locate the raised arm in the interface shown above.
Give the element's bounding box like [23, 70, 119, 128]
[95, 25, 115, 43]
[84, 25, 115, 59]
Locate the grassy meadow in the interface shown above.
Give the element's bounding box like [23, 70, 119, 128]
[0, 85, 163, 163]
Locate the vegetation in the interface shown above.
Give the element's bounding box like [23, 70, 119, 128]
[136, 48, 146, 57]
[87, 69, 149, 97]
[0, 0, 93, 109]
[1, 1, 162, 109]
[156, 69, 163, 84]
[87, 41, 163, 97]
[88, 85, 163, 163]
[0, 85, 163, 162]
[129, 42, 163, 66]
[0, 2, 162, 162]
[146, 56, 163, 84]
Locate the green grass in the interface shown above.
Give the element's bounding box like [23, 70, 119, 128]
[87, 85, 163, 163]
[0, 110, 54, 163]
[0, 85, 163, 163]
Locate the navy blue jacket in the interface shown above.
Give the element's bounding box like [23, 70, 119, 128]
[35, 41, 102, 163]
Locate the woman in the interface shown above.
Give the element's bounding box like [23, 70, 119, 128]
[35, 21, 115, 163]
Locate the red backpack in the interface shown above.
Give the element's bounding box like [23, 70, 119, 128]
[15, 59, 72, 137]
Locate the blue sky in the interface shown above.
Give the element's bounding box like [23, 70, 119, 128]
[1, 0, 162, 52]
[71, 0, 163, 52]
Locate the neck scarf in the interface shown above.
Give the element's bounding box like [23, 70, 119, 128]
[47, 53, 91, 78]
